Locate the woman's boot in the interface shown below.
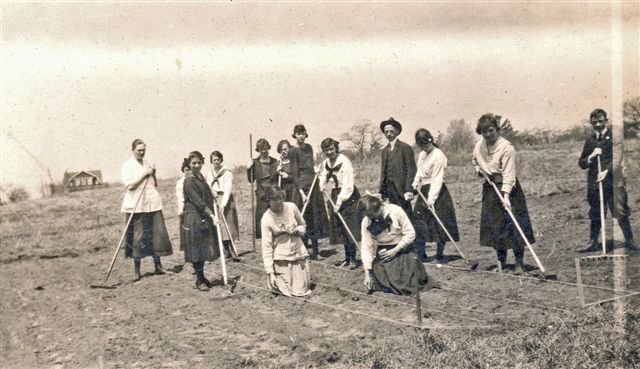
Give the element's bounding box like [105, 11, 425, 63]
[134, 259, 142, 281]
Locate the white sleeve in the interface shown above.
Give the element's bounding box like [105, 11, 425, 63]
[121, 160, 137, 188]
[221, 171, 233, 208]
[318, 160, 328, 191]
[397, 209, 416, 249]
[427, 153, 445, 203]
[336, 158, 354, 205]
[176, 179, 184, 215]
[412, 152, 425, 188]
[500, 145, 517, 194]
[261, 214, 275, 274]
[361, 218, 376, 270]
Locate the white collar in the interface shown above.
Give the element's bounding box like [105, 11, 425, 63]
[388, 138, 398, 149]
[595, 127, 608, 138]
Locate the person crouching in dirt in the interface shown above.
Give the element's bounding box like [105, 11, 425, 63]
[359, 194, 433, 295]
[319, 137, 362, 269]
[182, 151, 221, 291]
[411, 129, 460, 264]
[578, 109, 637, 252]
[206, 150, 241, 261]
[261, 187, 312, 297]
[472, 114, 535, 275]
[121, 139, 173, 282]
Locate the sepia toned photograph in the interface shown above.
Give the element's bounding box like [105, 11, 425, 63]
[1, 1, 639, 368]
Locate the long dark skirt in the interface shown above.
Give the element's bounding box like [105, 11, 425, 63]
[413, 183, 460, 243]
[182, 211, 220, 263]
[328, 187, 362, 245]
[301, 181, 329, 240]
[372, 244, 434, 295]
[480, 179, 535, 251]
[254, 189, 270, 239]
[125, 211, 173, 259]
[179, 214, 185, 251]
[217, 193, 240, 242]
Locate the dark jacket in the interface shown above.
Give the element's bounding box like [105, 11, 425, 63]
[290, 143, 316, 190]
[379, 139, 417, 195]
[183, 171, 215, 218]
[578, 127, 615, 190]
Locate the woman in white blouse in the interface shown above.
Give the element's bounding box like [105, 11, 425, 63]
[261, 187, 311, 297]
[359, 194, 432, 295]
[472, 113, 535, 275]
[319, 138, 362, 269]
[411, 129, 460, 264]
[121, 139, 173, 281]
[206, 151, 240, 261]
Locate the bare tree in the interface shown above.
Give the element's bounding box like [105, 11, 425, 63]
[623, 96, 640, 138]
[340, 118, 383, 161]
[443, 119, 475, 153]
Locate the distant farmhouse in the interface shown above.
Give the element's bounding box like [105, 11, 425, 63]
[63, 170, 104, 192]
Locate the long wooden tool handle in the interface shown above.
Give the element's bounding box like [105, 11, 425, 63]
[324, 192, 361, 252]
[249, 134, 256, 250]
[416, 189, 467, 263]
[300, 173, 319, 216]
[482, 173, 546, 273]
[103, 176, 150, 284]
[215, 197, 239, 256]
[597, 155, 607, 255]
[213, 201, 228, 285]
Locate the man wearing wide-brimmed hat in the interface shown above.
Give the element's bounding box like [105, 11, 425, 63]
[379, 117, 417, 216]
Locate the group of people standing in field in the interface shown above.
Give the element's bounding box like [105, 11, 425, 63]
[118, 108, 637, 296]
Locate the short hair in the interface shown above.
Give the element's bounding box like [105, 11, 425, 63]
[180, 158, 190, 173]
[188, 151, 205, 163]
[415, 128, 435, 147]
[255, 138, 271, 152]
[131, 138, 145, 150]
[590, 109, 608, 121]
[475, 113, 500, 135]
[210, 150, 223, 163]
[262, 186, 285, 203]
[292, 124, 309, 139]
[358, 194, 383, 215]
[320, 137, 340, 152]
[277, 139, 291, 154]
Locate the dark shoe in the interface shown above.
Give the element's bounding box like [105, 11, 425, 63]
[335, 259, 350, 267]
[578, 241, 599, 253]
[418, 253, 429, 262]
[348, 256, 359, 270]
[154, 263, 166, 275]
[435, 255, 448, 265]
[134, 266, 141, 282]
[204, 278, 215, 289]
[514, 260, 525, 275]
[196, 279, 210, 291]
[625, 240, 639, 251]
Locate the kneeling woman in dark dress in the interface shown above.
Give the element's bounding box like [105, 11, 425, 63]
[182, 151, 220, 291]
[359, 194, 433, 295]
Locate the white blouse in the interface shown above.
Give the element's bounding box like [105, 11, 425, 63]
[412, 147, 447, 203]
[120, 157, 163, 213]
[319, 153, 355, 206]
[261, 202, 308, 274]
[360, 204, 416, 270]
[175, 176, 185, 215]
[206, 166, 233, 208]
[472, 136, 517, 194]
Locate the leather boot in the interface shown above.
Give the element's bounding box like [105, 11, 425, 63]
[514, 259, 525, 275]
[134, 260, 141, 281]
[625, 239, 639, 251]
[154, 260, 166, 275]
[434, 241, 447, 264]
[577, 240, 599, 253]
[310, 242, 319, 261]
[224, 241, 240, 262]
[348, 253, 359, 270]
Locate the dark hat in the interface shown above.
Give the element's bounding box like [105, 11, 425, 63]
[292, 124, 308, 139]
[380, 117, 402, 134]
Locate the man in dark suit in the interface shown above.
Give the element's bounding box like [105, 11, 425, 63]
[379, 118, 428, 260]
[578, 108, 637, 252]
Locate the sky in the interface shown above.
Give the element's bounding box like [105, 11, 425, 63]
[1, 1, 639, 197]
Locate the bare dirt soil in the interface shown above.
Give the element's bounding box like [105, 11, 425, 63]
[2, 145, 639, 368]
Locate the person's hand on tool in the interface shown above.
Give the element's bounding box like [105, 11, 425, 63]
[299, 190, 308, 203]
[333, 201, 341, 213]
[209, 213, 220, 225]
[280, 171, 289, 179]
[266, 272, 277, 289]
[404, 192, 414, 201]
[379, 247, 400, 262]
[588, 148, 602, 162]
[363, 270, 374, 290]
[412, 182, 420, 191]
[597, 169, 609, 183]
[426, 196, 436, 207]
[502, 193, 511, 210]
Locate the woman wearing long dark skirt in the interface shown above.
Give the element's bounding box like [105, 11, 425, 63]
[319, 138, 362, 269]
[411, 129, 460, 264]
[359, 194, 434, 295]
[183, 151, 220, 291]
[121, 139, 173, 282]
[290, 124, 329, 260]
[247, 138, 279, 239]
[472, 113, 535, 275]
[207, 150, 240, 261]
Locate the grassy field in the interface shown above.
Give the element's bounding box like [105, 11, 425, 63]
[1, 139, 639, 368]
